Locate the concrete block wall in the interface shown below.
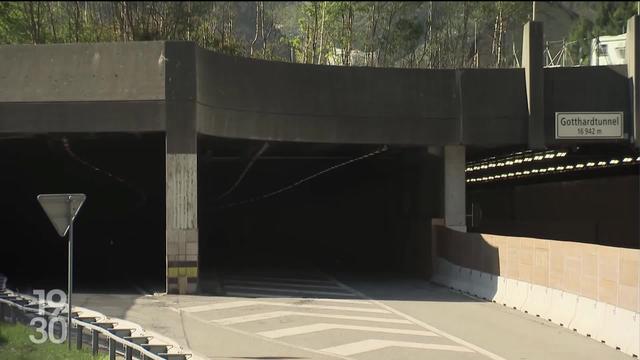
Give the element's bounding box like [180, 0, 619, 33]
[433, 226, 640, 356]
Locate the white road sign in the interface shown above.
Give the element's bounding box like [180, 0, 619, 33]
[555, 112, 624, 139]
[37, 194, 86, 237]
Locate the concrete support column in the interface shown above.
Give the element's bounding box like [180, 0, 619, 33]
[627, 15, 639, 148]
[444, 145, 466, 232]
[522, 21, 545, 149]
[165, 42, 198, 294]
[166, 153, 198, 294]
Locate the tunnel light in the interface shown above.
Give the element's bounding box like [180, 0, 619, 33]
[586, 162, 595, 167]
[539, 168, 547, 173]
[473, 166, 480, 170]
[534, 155, 544, 160]
[466, 167, 472, 172]
[636, 156, 640, 161]
[556, 151, 567, 157]
[497, 162, 505, 167]
[514, 159, 523, 164]
[488, 176, 494, 180]
[544, 153, 555, 159]
[623, 157, 633, 163]
[488, 163, 496, 168]
[556, 166, 565, 171]
[609, 159, 619, 165]
[597, 161, 606, 166]
[523, 170, 531, 175]
[515, 171, 522, 176]
[547, 167, 555, 171]
[524, 157, 533, 162]
[506, 160, 514, 165]
[507, 172, 515, 177]
[481, 165, 488, 169]
[501, 174, 507, 178]
[531, 169, 539, 173]
[565, 165, 573, 170]
[576, 163, 585, 168]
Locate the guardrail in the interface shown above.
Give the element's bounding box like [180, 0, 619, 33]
[0, 289, 190, 360]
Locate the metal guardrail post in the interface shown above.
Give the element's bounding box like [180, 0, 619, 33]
[125, 345, 133, 360]
[92, 328, 99, 356]
[9, 305, 16, 324]
[76, 324, 83, 350]
[109, 338, 117, 360]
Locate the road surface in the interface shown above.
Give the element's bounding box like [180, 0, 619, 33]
[75, 270, 631, 360]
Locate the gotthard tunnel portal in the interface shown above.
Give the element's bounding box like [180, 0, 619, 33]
[0, 18, 639, 295]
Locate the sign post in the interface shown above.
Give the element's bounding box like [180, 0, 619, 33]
[37, 194, 86, 349]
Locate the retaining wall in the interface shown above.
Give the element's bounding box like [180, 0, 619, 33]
[432, 225, 640, 357]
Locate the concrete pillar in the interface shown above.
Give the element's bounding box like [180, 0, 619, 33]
[165, 42, 198, 294]
[627, 15, 640, 148]
[444, 145, 466, 232]
[522, 21, 545, 150]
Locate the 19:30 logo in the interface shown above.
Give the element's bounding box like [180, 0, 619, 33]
[29, 289, 68, 344]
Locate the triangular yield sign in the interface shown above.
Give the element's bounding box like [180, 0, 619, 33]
[37, 194, 86, 237]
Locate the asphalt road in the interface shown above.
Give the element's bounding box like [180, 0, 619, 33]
[75, 270, 631, 360]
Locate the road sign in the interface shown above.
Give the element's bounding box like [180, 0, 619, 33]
[37, 194, 86, 237]
[36, 193, 85, 349]
[555, 112, 624, 139]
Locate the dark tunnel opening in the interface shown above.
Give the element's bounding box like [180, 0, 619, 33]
[0, 133, 165, 293]
[198, 137, 443, 282]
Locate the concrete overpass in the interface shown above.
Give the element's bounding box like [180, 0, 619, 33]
[0, 17, 638, 298]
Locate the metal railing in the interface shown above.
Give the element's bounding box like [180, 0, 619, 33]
[0, 290, 189, 360]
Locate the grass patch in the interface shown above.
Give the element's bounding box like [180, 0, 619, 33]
[0, 321, 107, 359]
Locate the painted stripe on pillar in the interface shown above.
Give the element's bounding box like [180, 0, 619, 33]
[167, 267, 198, 277]
[168, 260, 198, 268]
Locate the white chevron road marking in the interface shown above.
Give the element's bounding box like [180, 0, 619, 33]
[224, 279, 346, 290]
[224, 285, 356, 297]
[212, 310, 412, 325]
[225, 292, 371, 304]
[328, 275, 508, 360]
[321, 339, 473, 356]
[178, 300, 390, 314]
[257, 323, 437, 339]
[223, 275, 336, 285]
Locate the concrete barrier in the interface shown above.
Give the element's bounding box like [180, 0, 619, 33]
[432, 257, 640, 356]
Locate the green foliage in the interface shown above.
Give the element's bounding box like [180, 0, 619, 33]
[0, 1, 633, 69]
[568, 1, 637, 65]
[0, 322, 108, 360]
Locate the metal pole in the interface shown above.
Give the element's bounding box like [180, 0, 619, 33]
[532, 1, 536, 21]
[67, 196, 73, 350]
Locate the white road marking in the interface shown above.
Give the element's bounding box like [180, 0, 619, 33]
[180, 310, 357, 360]
[258, 323, 438, 339]
[327, 276, 509, 360]
[223, 275, 336, 285]
[212, 311, 412, 325]
[177, 300, 390, 314]
[321, 339, 474, 356]
[224, 280, 345, 290]
[225, 292, 371, 304]
[224, 285, 356, 297]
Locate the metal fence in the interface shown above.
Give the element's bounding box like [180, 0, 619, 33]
[0, 289, 189, 360]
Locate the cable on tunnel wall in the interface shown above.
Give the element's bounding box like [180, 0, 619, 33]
[216, 144, 389, 211]
[216, 141, 270, 201]
[60, 136, 148, 208]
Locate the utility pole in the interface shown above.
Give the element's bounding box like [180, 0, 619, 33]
[532, 1, 536, 21]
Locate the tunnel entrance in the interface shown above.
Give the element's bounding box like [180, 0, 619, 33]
[0, 133, 165, 293]
[198, 137, 443, 284]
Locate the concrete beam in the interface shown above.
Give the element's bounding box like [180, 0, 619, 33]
[522, 21, 545, 150]
[628, 15, 640, 148]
